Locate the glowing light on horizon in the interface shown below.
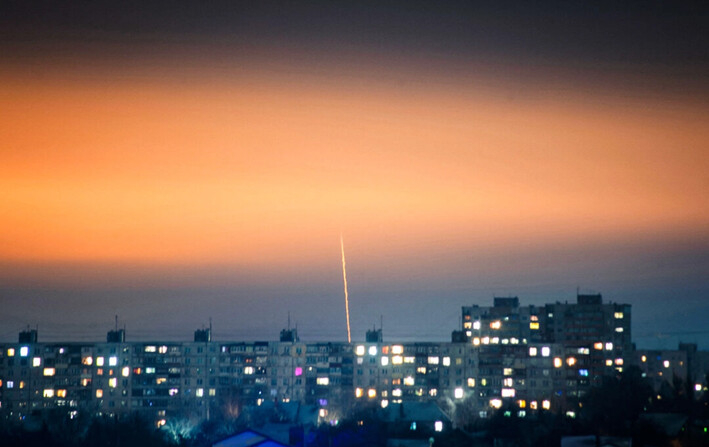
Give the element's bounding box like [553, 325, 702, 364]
[340, 233, 352, 343]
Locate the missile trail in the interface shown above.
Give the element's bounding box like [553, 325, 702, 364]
[340, 234, 352, 343]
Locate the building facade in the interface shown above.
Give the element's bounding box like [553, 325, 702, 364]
[3, 294, 704, 428]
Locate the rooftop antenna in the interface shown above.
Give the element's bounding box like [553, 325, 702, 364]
[115, 315, 119, 331]
[288, 311, 291, 331]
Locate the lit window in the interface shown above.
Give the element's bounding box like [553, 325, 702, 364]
[606, 359, 613, 366]
[566, 411, 576, 418]
[146, 367, 155, 374]
[490, 321, 501, 330]
[96, 357, 104, 367]
[473, 321, 481, 330]
[121, 367, 130, 377]
[368, 346, 377, 356]
[578, 347, 590, 355]
[489, 398, 502, 409]
[605, 342, 613, 351]
[355, 388, 363, 398]
[482, 337, 490, 345]
[530, 322, 540, 330]
[463, 321, 472, 329]
[510, 338, 519, 344]
[434, 421, 443, 432]
[43, 367, 56, 376]
[541, 347, 550, 357]
[156, 377, 167, 385]
[145, 346, 156, 353]
[82, 356, 93, 366]
[169, 388, 179, 396]
[594, 342, 603, 350]
[467, 378, 475, 388]
[20, 346, 29, 357]
[32, 357, 41, 367]
[392, 388, 402, 397]
[56, 389, 67, 398]
[43, 389, 54, 398]
[81, 378, 91, 387]
[442, 357, 450, 367]
[529, 347, 538, 357]
[615, 327, 624, 333]
[503, 368, 513, 376]
[481, 378, 487, 386]
[196, 388, 204, 397]
[429, 388, 437, 397]
[316, 377, 330, 386]
[403, 376, 415, 386]
[96, 389, 103, 398]
[579, 369, 589, 377]
[615, 358, 624, 365]
[554, 357, 562, 368]
[109, 378, 117, 388]
[294, 367, 303, 376]
[566, 357, 576, 367]
[502, 388, 516, 397]
[392, 355, 403, 365]
[518, 399, 526, 408]
[391, 345, 403, 355]
[454, 387, 464, 399]
[530, 401, 538, 410]
[542, 400, 551, 410]
[695, 384, 702, 392]
[428, 356, 439, 365]
[473, 337, 480, 346]
[244, 366, 254, 375]
[7, 381, 14, 389]
[209, 388, 216, 396]
[159, 345, 168, 354]
[492, 337, 500, 344]
[7, 348, 15, 357]
[381, 356, 389, 366]
[503, 378, 513, 387]
[355, 346, 365, 356]
[614, 312, 623, 319]
[641, 355, 647, 362]
[663, 360, 670, 368]
[404, 356, 415, 364]
[109, 356, 118, 366]
[367, 388, 376, 398]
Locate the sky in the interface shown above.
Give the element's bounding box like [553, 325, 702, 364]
[0, 1, 708, 348]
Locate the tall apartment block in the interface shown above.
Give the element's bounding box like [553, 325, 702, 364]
[2, 294, 705, 428]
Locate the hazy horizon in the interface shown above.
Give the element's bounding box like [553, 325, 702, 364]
[1, 1, 707, 350]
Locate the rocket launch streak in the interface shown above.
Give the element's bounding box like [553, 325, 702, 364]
[340, 234, 352, 343]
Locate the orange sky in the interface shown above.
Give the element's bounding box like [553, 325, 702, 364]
[1, 65, 707, 277]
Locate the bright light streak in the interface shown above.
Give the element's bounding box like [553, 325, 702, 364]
[340, 233, 352, 343]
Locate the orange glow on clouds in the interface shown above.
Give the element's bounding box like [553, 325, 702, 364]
[1, 68, 707, 270]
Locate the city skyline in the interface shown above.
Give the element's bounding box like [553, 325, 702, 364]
[0, 2, 707, 349]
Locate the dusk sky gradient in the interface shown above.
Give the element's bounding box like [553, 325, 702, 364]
[1, 1, 707, 347]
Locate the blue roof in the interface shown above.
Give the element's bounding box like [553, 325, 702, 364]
[213, 429, 290, 447]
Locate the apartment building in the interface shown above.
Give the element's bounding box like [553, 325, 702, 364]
[2, 294, 680, 427]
